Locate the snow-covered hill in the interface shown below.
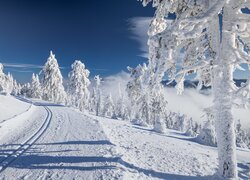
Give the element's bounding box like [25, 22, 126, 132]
[0, 95, 32, 122]
[0, 95, 249, 179]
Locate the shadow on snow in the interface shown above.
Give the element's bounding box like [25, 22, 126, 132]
[0, 140, 221, 179]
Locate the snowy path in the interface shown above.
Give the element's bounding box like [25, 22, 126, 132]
[0, 103, 122, 179]
[0, 106, 52, 173]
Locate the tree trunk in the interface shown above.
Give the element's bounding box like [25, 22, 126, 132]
[213, 2, 238, 178]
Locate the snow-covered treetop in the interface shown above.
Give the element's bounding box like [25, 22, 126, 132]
[42, 50, 66, 103]
[94, 75, 102, 87]
[69, 60, 90, 78]
[68, 60, 90, 96]
[43, 50, 62, 77]
[0, 63, 3, 73]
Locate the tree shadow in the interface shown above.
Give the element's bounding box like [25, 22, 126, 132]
[0, 140, 219, 179]
[0, 140, 118, 173]
[12, 155, 119, 166]
[36, 140, 114, 146]
[238, 163, 250, 180]
[118, 158, 215, 180]
[1, 152, 215, 179]
[9, 155, 118, 171]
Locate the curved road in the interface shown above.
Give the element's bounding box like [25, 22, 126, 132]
[0, 103, 121, 179]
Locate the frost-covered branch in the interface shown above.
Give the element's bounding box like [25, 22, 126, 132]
[180, 0, 225, 24]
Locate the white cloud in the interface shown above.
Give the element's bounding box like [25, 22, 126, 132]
[2, 63, 43, 69]
[2, 62, 66, 70]
[4, 69, 34, 73]
[128, 17, 152, 58]
[90, 71, 131, 100]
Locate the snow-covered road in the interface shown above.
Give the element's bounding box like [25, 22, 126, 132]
[0, 102, 122, 179]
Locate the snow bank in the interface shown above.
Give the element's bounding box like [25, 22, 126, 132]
[0, 95, 31, 122]
[0, 102, 36, 143]
[93, 115, 250, 179]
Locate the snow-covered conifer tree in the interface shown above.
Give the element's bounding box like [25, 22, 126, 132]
[127, 63, 151, 124]
[115, 83, 126, 119]
[41, 51, 66, 104]
[235, 120, 248, 148]
[140, 0, 250, 178]
[103, 93, 115, 118]
[197, 109, 217, 147]
[93, 75, 103, 116]
[151, 86, 167, 133]
[89, 88, 97, 112]
[17, 83, 22, 95]
[5, 73, 14, 95]
[12, 80, 19, 96]
[0, 63, 5, 93]
[30, 73, 42, 99]
[67, 60, 90, 111]
[0, 65, 13, 95]
[21, 83, 31, 97]
[185, 118, 197, 137]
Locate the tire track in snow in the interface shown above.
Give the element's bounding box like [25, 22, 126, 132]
[0, 106, 52, 173]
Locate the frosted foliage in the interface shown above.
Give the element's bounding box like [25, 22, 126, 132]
[140, 0, 250, 178]
[115, 84, 127, 119]
[197, 120, 217, 147]
[5, 73, 14, 95]
[68, 60, 90, 111]
[103, 94, 115, 118]
[92, 75, 103, 116]
[42, 51, 66, 104]
[154, 118, 167, 134]
[0, 64, 3, 76]
[0, 63, 5, 93]
[30, 74, 42, 99]
[0, 64, 13, 95]
[21, 83, 31, 97]
[235, 120, 248, 149]
[126, 64, 148, 106]
[196, 108, 216, 146]
[12, 80, 18, 95]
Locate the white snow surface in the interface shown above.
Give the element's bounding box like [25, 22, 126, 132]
[91, 115, 250, 179]
[0, 95, 249, 179]
[0, 95, 32, 122]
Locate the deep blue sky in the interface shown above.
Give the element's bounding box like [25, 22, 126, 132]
[0, 0, 154, 83]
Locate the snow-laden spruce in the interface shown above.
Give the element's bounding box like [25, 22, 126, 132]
[127, 64, 151, 126]
[140, 0, 250, 178]
[30, 73, 42, 99]
[196, 108, 217, 146]
[90, 75, 103, 116]
[12, 80, 21, 96]
[103, 93, 115, 118]
[0, 64, 14, 95]
[41, 51, 66, 104]
[67, 60, 90, 111]
[0, 63, 5, 93]
[21, 83, 31, 97]
[115, 83, 128, 120]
